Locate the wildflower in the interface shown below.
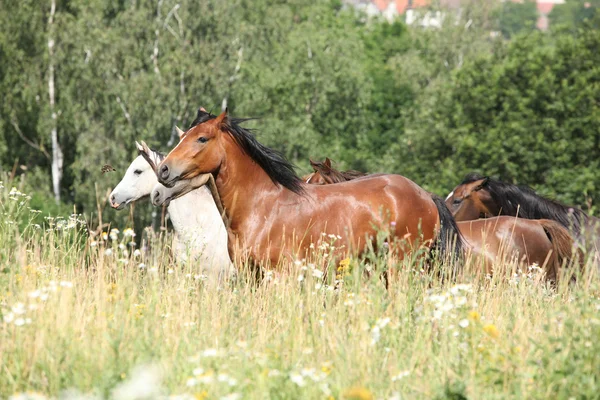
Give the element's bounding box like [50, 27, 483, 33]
[217, 373, 237, 386]
[14, 318, 26, 326]
[339, 258, 351, 268]
[458, 319, 469, 328]
[201, 348, 218, 357]
[123, 228, 136, 237]
[449, 284, 472, 295]
[8, 392, 49, 400]
[104, 249, 113, 256]
[391, 370, 410, 381]
[138, 263, 146, 269]
[90, 241, 98, 247]
[343, 386, 373, 400]
[197, 372, 215, 384]
[60, 281, 73, 288]
[186, 378, 198, 387]
[167, 269, 174, 275]
[12, 303, 26, 315]
[220, 394, 241, 400]
[290, 372, 306, 387]
[312, 269, 324, 279]
[468, 310, 480, 321]
[267, 369, 282, 377]
[483, 324, 500, 339]
[4, 312, 15, 323]
[297, 275, 304, 282]
[118, 243, 126, 250]
[133, 249, 141, 257]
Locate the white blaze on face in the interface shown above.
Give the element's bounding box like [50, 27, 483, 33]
[445, 191, 454, 201]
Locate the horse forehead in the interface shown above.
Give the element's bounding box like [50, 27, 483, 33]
[131, 155, 151, 170]
[445, 190, 454, 201]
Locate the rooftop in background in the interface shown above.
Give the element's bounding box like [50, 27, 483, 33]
[347, 0, 567, 30]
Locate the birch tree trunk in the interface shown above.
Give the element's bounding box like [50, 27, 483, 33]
[48, 0, 63, 203]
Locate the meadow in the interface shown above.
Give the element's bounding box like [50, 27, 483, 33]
[1, 179, 599, 400]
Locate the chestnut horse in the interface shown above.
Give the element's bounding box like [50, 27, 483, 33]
[156, 109, 463, 269]
[445, 173, 600, 253]
[303, 158, 370, 185]
[305, 159, 579, 281]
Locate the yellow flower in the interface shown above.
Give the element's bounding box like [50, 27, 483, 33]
[483, 324, 500, 339]
[468, 310, 480, 322]
[343, 386, 373, 400]
[512, 346, 523, 354]
[194, 391, 209, 400]
[321, 361, 333, 375]
[339, 258, 351, 268]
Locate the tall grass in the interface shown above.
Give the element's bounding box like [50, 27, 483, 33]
[0, 182, 599, 400]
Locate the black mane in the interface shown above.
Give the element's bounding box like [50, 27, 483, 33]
[462, 173, 588, 234]
[190, 109, 304, 194]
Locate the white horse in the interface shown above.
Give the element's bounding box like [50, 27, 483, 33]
[109, 143, 234, 280]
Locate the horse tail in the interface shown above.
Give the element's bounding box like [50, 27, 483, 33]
[539, 219, 582, 282]
[431, 195, 464, 271]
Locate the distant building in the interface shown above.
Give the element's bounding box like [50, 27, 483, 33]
[347, 0, 566, 30]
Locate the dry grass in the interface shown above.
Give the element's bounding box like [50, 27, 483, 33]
[1, 182, 599, 400]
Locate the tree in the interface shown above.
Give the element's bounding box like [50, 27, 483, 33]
[494, 0, 538, 38]
[398, 25, 600, 209]
[550, 0, 599, 31]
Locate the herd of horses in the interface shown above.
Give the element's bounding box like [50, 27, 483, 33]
[109, 107, 599, 284]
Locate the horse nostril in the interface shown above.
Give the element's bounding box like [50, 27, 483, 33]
[160, 165, 169, 180]
[110, 194, 116, 203]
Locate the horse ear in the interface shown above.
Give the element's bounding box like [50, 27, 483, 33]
[214, 108, 228, 128]
[473, 177, 489, 192]
[175, 126, 185, 139]
[138, 140, 157, 172]
[309, 159, 319, 169]
[324, 158, 332, 168]
[199, 106, 207, 113]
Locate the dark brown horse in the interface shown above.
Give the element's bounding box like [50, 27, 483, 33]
[156, 109, 463, 269]
[303, 158, 369, 185]
[306, 160, 579, 281]
[445, 173, 600, 252]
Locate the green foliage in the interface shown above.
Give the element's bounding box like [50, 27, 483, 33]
[494, 0, 538, 38]
[397, 25, 600, 210]
[0, 0, 598, 223]
[550, 0, 599, 31]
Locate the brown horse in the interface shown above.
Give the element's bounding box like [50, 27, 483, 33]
[306, 160, 578, 281]
[303, 158, 369, 184]
[156, 109, 463, 269]
[445, 173, 600, 253]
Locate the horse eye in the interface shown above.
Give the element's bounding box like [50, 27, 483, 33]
[197, 137, 208, 143]
[453, 198, 462, 205]
[134, 169, 143, 176]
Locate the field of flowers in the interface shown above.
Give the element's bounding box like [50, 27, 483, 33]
[1, 180, 599, 400]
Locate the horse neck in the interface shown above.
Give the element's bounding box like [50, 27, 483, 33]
[215, 136, 291, 224]
[167, 186, 224, 235]
[493, 186, 586, 232]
